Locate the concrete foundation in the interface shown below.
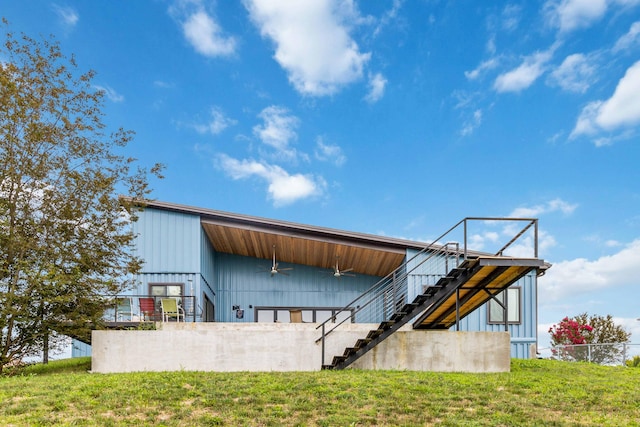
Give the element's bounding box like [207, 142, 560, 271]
[91, 323, 510, 373]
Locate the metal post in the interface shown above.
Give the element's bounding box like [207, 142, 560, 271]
[321, 323, 325, 367]
[463, 219, 468, 260]
[455, 288, 460, 331]
[188, 278, 194, 322]
[392, 270, 397, 318]
[504, 290, 508, 332]
[534, 219, 538, 258]
[445, 244, 449, 274]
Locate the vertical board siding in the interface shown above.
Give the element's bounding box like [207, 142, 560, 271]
[450, 271, 538, 358]
[214, 252, 381, 323]
[132, 208, 201, 273]
[405, 249, 538, 358]
[200, 227, 217, 308]
[200, 227, 216, 289]
[71, 340, 92, 357]
[126, 207, 538, 358]
[406, 249, 457, 301]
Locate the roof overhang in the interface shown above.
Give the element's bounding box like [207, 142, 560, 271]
[138, 200, 436, 277]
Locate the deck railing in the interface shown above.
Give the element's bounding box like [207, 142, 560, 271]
[103, 294, 197, 323]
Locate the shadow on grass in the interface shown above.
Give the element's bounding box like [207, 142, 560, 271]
[3, 357, 91, 376]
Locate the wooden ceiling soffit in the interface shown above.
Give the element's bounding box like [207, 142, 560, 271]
[201, 221, 406, 277]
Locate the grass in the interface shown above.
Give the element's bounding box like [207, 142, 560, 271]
[1, 358, 639, 426]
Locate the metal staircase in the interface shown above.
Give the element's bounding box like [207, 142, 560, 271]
[316, 217, 545, 370]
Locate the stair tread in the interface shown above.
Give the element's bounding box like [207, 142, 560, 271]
[355, 338, 371, 347]
[366, 329, 383, 339]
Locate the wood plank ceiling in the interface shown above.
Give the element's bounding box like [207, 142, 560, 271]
[201, 221, 407, 278]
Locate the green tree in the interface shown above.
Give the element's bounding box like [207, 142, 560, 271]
[549, 313, 631, 364]
[0, 22, 163, 371]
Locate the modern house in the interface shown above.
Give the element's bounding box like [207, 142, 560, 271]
[79, 200, 548, 372]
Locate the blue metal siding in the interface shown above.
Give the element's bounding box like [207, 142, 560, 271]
[125, 208, 538, 358]
[132, 208, 201, 273]
[214, 252, 381, 323]
[71, 340, 92, 357]
[406, 248, 455, 300]
[405, 248, 538, 358]
[200, 227, 216, 290]
[451, 271, 538, 358]
[200, 227, 217, 307]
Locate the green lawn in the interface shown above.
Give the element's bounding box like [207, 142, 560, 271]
[1, 358, 638, 426]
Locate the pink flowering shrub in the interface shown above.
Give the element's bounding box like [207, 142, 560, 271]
[548, 313, 631, 364]
[549, 317, 594, 346]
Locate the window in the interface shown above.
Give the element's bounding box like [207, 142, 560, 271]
[255, 307, 354, 323]
[149, 283, 183, 297]
[487, 287, 521, 324]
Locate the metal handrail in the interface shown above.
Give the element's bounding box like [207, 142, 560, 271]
[316, 217, 539, 365]
[104, 294, 197, 323]
[315, 217, 467, 341]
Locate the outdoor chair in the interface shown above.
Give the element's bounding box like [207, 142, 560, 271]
[139, 297, 157, 321]
[161, 298, 185, 322]
[290, 309, 303, 323]
[115, 297, 134, 321]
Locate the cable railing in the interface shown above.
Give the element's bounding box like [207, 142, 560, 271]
[316, 217, 539, 362]
[103, 294, 197, 323]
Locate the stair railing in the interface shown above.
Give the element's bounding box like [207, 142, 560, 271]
[316, 217, 539, 367]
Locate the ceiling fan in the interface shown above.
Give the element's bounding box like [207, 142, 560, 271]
[260, 245, 293, 277]
[330, 256, 355, 278]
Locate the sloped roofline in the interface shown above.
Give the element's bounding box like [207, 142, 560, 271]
[136, 198, 435, 252]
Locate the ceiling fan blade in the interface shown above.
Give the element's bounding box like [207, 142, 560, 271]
[341, 267, 354, 273]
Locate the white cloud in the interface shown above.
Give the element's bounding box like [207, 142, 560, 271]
[244, 0, 371, 96]
[253, 106, 299, 159]
[613, 21, 640, 52]
[502, 230, 557, 258]
[571, 60, 640, 138]
[509, 198, 578, 218]
[53, 4, 79, 28]
[372, 0, 403, 37]
[548, 53, 597, 93]
[494, 48, 555, 93]
[216, 154, 325, 206]
[314, 137, 346, 166]
[486, 35, 497, 55]
[539, 239, 640, 301]
[364, 72, 387, 103]
[502, 4, 522, 31]
[193, 107, 237, 135]
[544, 0, 608, 33]
[465, 58, 499, 81]
[170, 1, 236, 57]
[154, 80, 175, 89]
[469, 231, 500, 252]
[460, 109, 483, 136]
[94, 85, 124, 103]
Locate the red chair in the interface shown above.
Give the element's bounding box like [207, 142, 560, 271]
[139, 297, 157, 321]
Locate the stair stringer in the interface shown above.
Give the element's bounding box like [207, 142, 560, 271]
[325, 264, 479, 370]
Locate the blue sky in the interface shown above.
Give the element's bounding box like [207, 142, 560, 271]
[3, 0, 640, 349]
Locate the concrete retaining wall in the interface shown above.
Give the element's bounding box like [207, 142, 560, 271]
[91, 323, 510, 373]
